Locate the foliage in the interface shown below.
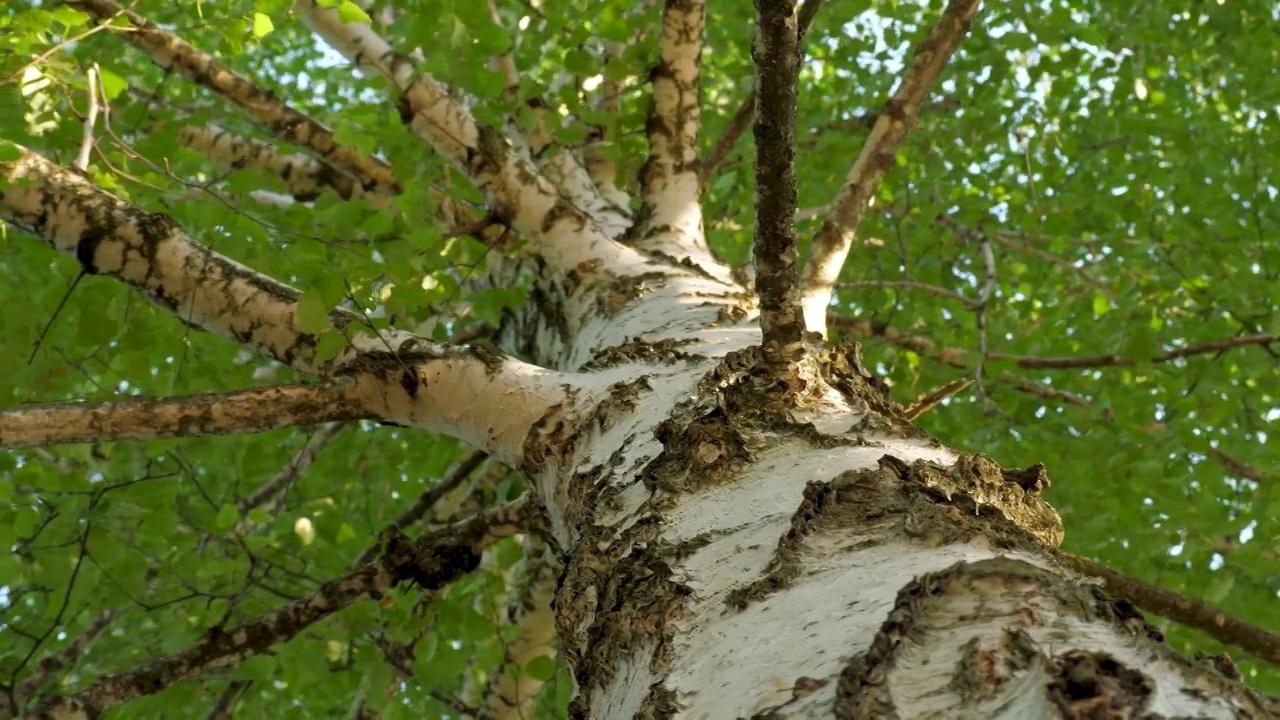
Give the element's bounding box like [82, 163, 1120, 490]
[1, 0, 1277, 715]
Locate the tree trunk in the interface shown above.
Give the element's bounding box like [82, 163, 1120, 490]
[494, 246, 1271, 719]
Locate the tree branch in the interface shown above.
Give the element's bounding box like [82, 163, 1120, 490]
[299, 2, 655, 276]
[0, 144, 351, 373]
[752, 0, 806, 374]
[840, 279, 978, 307]
[26, 500, 537, 719]
[799, 0, 982, 336]
[13, 608, 121, 708]
[1155, 334, 1279, 363]
[824, 314, 1093, 408]
[699, 0, 822, 189]
[1061, 553, 1280, 666]
[987, 334, 1279, 369]
[237, 422, 352, 513]
[353, 450, 489, 566]
[177, 125, 390, 207]
[0, 384, 369, 448]
[636, 0, 710, 262]
[1206, 448, 1270, 484]
[73, 0, 399, 195]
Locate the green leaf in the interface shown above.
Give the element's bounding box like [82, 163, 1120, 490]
[49, 6, 89, 27]
[233, 654, 278, 681]
[295, 292, 331, 334]
[337, 1, 371, 24]
[1091, 293, 1110, 317]
[525, 655, 556, 681]
[252, 12, 274, 37]
[96, 67, 127, 100]
[215, 504, 240, 532]
[1204, 572, 1235, 604]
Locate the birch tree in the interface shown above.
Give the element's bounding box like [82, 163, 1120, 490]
[2, 0, 1279, 718]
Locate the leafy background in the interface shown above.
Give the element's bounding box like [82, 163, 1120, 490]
[1, 0, 1277, 715]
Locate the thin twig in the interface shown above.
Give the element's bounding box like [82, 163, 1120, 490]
[903, 379, 972, 420]
[840, 280, 976, 307]
[353, 450, 489, 566]
[0, 17, 121, 86]
[237, 422, 351, 514]
[204, 680, 250, 720]
[1206, 448, 1269, 484]
[74, 65, 100, 171]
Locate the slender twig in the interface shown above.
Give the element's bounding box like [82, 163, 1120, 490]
[0, 18, 121, 86]
[1002, 372, 1090, 407]
[204, 680, 250, 720]
[15, 607, 121, 703]
[840, 280, 976, 307]
[353, 450, 489, 566]
[903, 380, 972, 420]
[1155, 334, 1279, 363]
[237, 422, 351, 513]
[1206, 448, 1269, 484]
[989, 231, 1113, 297]
[28, 500, 535, 718]
[74, 65, 101, 171]
[985, 333, 1279, 369]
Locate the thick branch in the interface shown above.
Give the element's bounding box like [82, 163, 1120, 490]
[637, 0, 707, 258]
[26, 501, 536, 719]
[73, 0, 398, 195]
[0, 144, 344, 373]
[752, 0, 806, 370]
[180, 124, 508, 247]
[799, 0, 982, 335]
[0, 384, 368, 448]
[300, 2, 653, 276]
